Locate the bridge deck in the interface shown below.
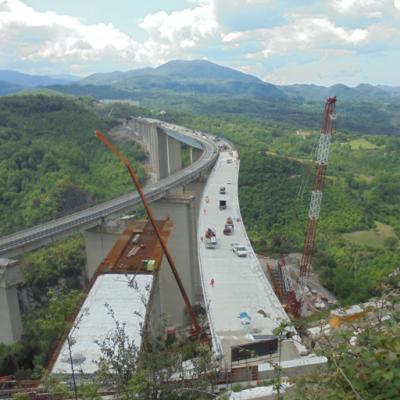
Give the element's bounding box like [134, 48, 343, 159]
[198, 149, 319, 370]
[52, 273, 152, 374]
[0, 122, 218, 257]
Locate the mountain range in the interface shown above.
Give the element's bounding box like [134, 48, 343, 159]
[2, 60, 400, 103]
[0, 70, 79, 93]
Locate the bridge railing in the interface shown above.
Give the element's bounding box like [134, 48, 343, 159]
[0, 125, 218, 256]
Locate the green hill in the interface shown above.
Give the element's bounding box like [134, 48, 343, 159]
[0, 94, 146, 235]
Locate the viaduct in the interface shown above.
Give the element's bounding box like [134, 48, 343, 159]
[0, 117, 218, 344]
[0, 117, 326, 380]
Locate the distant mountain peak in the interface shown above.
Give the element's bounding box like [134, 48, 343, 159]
[81, 59, 264, 86]
[0, 69, 79, 89]
[152, 59, 262, 82]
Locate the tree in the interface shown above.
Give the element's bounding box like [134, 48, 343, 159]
[94, 295, 220, 399]
[290, 280, 400, 400]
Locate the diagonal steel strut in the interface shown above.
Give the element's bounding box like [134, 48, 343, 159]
[95, 130, 201, 335]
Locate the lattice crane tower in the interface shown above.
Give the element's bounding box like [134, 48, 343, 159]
[294, 96, 337, 317]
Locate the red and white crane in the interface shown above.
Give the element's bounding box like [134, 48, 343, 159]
[292, 96, 337, 317]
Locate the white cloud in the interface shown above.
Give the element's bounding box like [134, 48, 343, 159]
[223, 16, 368, 60]
[1, 0, 399, 85]
[332, 0, 400, 17]
[139, 3, 219, 49]
[212, 0, 271, 7]
[0, 0, 220, 67]
[210, 0, 273, 20]
[0, 0, 140, 62]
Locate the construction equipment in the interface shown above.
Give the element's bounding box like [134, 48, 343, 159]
[219, 199, 227, 210]
[267, 98, 337, 318]
[223, 217, 234, 235]
[293, 97, 337, 317]
[223, 224, 233, 235]
[95, 130, 202, 336]
[267, 255, 297, 314]
[205, 228, 217, 249]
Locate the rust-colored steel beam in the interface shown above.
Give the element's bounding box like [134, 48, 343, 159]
[95, 130, 202, 335]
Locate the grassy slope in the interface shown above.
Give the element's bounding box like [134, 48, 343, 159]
[343, 221, 398, 248]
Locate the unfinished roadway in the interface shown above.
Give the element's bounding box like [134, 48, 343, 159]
[197, 146, 326, 378]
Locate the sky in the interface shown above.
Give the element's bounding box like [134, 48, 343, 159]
[0, 0, 400, 86]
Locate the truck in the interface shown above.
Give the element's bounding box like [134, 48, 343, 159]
[219, 200, 227, 210]
[205, 228, 217, 249]
[223, 224, 233, 235]
[205, 236, 217, 249]
[223, 217, 234, 235]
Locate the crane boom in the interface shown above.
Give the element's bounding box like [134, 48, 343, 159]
[295, 97, 337, 316]
[95, 130, 202, 335]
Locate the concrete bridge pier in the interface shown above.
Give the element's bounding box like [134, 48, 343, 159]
[0, 258, 23, 344]
[166, 135, 182, 175]
[83, 220, 127, 280]
[152, 191, 202, 328]
[126, 118, 191, 181]
[126, 119, 171, 181]
[190, 147, 203, 164]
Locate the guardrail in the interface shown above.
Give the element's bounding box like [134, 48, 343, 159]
[0, 123, 219, 256]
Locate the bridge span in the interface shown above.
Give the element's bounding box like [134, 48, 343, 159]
[2, 117, 325, 380]
[0, 121, 218, 258]
[197, 146, 326, 378]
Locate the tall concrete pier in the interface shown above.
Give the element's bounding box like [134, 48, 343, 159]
[190, 147, 203, 164]
[152, 192, 202, 327]
[84, 220, 130, 280]
[0, 258, 23, 344]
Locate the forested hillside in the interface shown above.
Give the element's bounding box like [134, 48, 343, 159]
[0, 94, 146, 235]
[43, 60, 400, 135]
[155, 108, 400, 305]
[1, 96, 399, 380]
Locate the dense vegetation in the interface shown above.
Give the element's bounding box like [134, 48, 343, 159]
[39, 60, 400, 136]
[154, 108, 400, 305]
[0, 236, 86, 377]
[291, 280, 400, 400]
[1, 92, 399, 389]
[0, 94, 147, 235]
[47, 84, 400, 136]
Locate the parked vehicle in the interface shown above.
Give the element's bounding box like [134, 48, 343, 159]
[239, 311, 251, 325]
[219, 200, 227, 210]
[205, 228, 217, 249]
[231, 243, 248, 257]
[223, 224, 233, 235]
[226, 217, 234, 229]
[205, 236, 217, 249]
[223, 217, 234, 235]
